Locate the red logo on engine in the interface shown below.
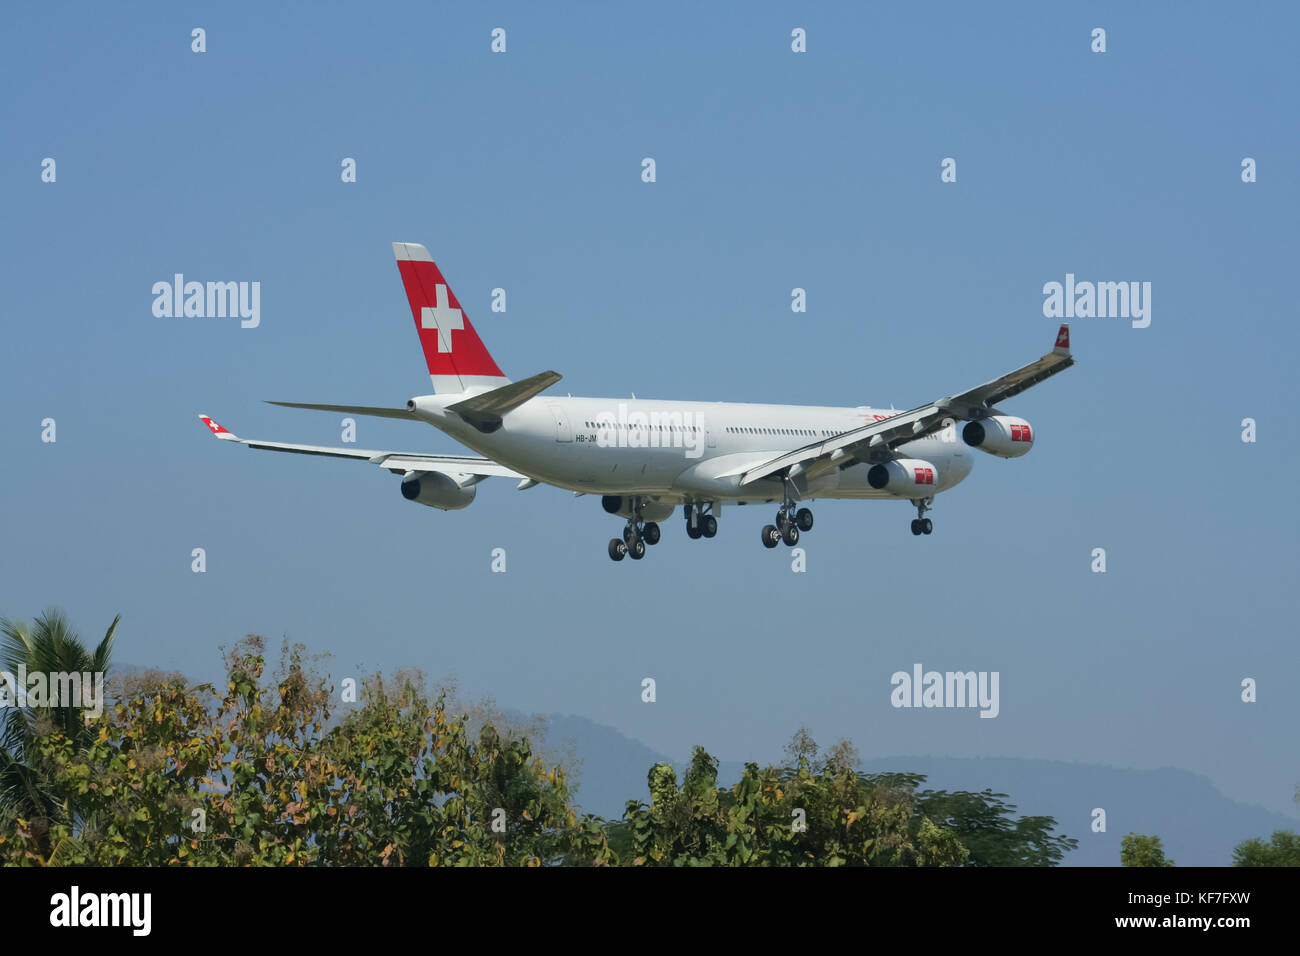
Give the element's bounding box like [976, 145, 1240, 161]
[914, 467, 935, 485]
[1010, 424, 1032, 442]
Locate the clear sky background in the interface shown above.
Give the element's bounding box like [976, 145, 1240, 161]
[3, 3, 1297, 819]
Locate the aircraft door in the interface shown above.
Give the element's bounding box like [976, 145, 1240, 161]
[547, 403, 572, 442]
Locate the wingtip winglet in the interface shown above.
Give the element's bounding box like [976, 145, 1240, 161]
[1052, 323, 1070, 355]
[198, 414, 238, 440]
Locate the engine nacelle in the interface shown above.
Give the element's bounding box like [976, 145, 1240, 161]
[601, 495, 675, 522]
[867, 458, 939, 495]
[962, 415, 1034, 458]
[400, 471, 476, 510]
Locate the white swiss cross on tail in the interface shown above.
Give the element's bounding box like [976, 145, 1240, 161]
[393, 241, 509, 394]
[421, 284, 464, 353]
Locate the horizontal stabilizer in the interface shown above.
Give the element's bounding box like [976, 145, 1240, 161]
[266, 401, 418, 420]
[446, 370, 562, 432]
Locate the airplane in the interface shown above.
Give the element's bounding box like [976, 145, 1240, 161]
[200, 241, 1075, 562]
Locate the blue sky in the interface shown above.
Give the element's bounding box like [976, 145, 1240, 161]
[2, 2, 1297, 822]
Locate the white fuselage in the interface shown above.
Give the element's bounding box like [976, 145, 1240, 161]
[408, 393, 974, 506]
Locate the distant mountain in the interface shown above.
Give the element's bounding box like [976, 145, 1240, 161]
[543, 714, 672, 817]
[543, 715, 1299, 867]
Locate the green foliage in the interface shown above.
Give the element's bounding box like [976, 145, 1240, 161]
[618, 745, 967, 866]
[617, 742, 1078, 867]
[783, 727, 819, 771]
[1120, 833, 1175, 867]
[0, 618, 1079, 868]
[913, 783, 1079, 866]
[0, 635, 606, 867]
[0, 609, 118, 847]
[1232, 830, 1300, 866]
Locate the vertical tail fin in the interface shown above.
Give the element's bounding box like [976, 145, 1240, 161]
[392, 242, 509, 394]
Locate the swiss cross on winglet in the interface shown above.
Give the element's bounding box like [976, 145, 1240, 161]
[1053, 323, 1070, 355]
[198, 415, 238, 440]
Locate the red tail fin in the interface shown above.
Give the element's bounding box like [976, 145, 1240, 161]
[392, 242, 508, 394]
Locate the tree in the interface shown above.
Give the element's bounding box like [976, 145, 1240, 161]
[822, 738, 861, 777]
[914, 786, 1079, 866]
[1121, 833, 1174, 867]
[0, 635, 608, 866]
[1232, 830, 1300, 866]
[783, 727, 819, 771]
[619, 745, 972, 866]
[0, 631, 1083, 868]
[0, 609, 117, 852]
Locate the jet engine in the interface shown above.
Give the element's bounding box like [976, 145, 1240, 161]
[601, 496, 675, 522]
[400, 471, 476, 510]
[866, 458, 939, 495]
[962, 415, 1034, 458]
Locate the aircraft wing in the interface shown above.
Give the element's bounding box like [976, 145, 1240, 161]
[739, 324, 1074, 486]
[197, 415, 524, 479]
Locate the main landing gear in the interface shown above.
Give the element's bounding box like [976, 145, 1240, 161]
[607, 497, 663, 562]
[684, 503, 718, 540]
[762, 479, 813, 549]
[910, 497, 934, 536]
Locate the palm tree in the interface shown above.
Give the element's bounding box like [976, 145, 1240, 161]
[0, 609, 117, 831]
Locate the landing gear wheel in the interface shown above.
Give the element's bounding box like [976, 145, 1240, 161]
[701, 514, 718, 538]
[781, 523, 800, 546]
[686, 523, 703, 540]
[609, 538, 627, 561]
[628, 537, 646, 560]
[910, 497, 934, 536]
[761, 524, 780, 549]
[643, 522, 661, 545]
[796, 507, 814, 532]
